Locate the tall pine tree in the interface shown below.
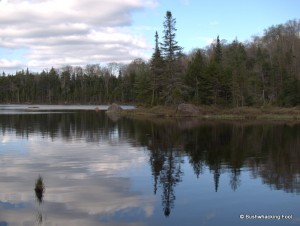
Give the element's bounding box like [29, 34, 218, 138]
[150, 31, 164, 105]
[210, 35, 231, 105]
[185, 49, 213, 104]
[160, 11, 184, 104]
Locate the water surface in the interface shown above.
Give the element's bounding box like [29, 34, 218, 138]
[0, 105, 299, 226]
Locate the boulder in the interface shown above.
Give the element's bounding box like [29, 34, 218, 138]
[107, 103, 123, 112]
[177, 103, 199, 115]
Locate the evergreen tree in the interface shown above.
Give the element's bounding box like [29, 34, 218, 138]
[225, 40, 248, 106]
[160, 11, 185, 104]
[150, 31, 164, 105]
[161, 11, 183, 62]
[134, 61, 152, 104]
[185, 49, 213, 104]
[214, 35, 222, 64]
[210, 35, 231, 105]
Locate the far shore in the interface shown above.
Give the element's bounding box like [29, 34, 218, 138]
[120, 105, 300, 121]
[1, 103, 300, 121]
[0, 104, 135, 111]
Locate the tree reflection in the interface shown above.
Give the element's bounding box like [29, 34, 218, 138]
[34, 175, 45, 204]
[160, 148, 183, 217]
[148, 124, 183, 217]
[36, 212, 44, 226]
[34, 175, 46, 225]
[230, 168, 241, 191]
[142, 119, 300, 214]
[212, 166, 221, 192]
[1, 111, 300, 217]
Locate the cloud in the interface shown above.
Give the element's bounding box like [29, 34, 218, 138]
[0, 59, 25, 70]
[179, 0, 190, 6]
[209, 21, 219, 26]
[0, 0, 158, 71]
[197, 36, 215, 45]
[0, 134, 154, 225]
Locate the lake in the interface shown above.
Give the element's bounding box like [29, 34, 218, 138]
[0, 105, 299, 226]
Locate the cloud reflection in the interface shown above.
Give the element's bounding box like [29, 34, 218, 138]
[0, 134, 154, 225]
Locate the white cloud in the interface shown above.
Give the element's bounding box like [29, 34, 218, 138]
[209, 21, 219, 26]
[0, 59, 25, 70]
[0, 134, 154, 225]
[197, 36, 215, 45]
[179, 0, 190, 6]
[0, 0, 158, 71]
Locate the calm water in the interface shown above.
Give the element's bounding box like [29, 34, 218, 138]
[0, 105, 299, 226]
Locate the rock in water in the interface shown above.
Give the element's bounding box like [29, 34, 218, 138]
[107, 103, 123, 112]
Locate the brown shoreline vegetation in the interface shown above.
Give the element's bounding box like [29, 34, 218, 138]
[120, 104, 300, 121]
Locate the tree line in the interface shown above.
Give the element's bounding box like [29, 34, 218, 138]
[1, 12, 300, 106]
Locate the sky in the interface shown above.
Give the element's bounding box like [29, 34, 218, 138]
[0, 0, 299, 73]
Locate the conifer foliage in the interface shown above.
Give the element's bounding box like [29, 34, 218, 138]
[1, 16, 300, 107]
[150, 31, 164, 105]
[159, 11, 185, 104]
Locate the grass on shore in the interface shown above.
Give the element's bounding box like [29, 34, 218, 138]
[122, 105, 300, 121]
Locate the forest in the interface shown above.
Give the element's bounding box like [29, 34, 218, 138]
[0, 11, 300, 107]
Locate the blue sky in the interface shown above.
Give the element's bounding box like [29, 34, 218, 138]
[0, 0, 299, 73]
[133, 0, 300, 52]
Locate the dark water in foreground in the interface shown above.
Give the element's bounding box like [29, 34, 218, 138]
[0, 105, 299, 226]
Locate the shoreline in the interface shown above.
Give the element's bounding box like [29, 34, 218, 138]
[1, 103, 300, 121]
[121, 105, 300, 121]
